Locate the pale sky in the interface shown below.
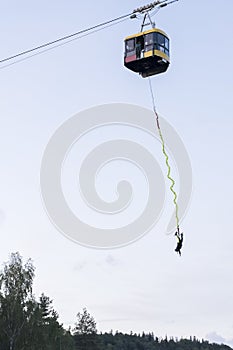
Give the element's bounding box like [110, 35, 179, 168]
[1, 0, 233, 346]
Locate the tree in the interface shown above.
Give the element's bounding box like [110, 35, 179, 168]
[0, 252, 35, 350]
[73, 308, 99, 350]
[0, 252, 72, 350]
[74, 308, 97, 335]
[31, 293, 63, 350]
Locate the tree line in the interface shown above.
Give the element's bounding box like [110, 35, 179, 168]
[0, 253, 231, 350]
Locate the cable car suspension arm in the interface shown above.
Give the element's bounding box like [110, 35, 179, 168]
[132, 0, 179, 30]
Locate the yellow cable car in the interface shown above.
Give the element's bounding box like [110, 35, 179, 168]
[124, 28, 170, 78]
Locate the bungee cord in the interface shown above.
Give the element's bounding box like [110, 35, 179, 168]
[148, 77, 180, 230]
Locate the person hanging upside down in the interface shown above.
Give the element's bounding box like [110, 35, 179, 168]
[174, 227, 183, 256]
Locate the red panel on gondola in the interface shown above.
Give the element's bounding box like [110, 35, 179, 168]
[125, 55, 137, 63]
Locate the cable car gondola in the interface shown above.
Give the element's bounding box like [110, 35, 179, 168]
[124, 27, 170, 78]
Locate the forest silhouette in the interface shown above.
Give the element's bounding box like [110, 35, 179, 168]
[0, 253, 230, 350]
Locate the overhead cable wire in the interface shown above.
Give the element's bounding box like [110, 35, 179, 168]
[0, 17, 129, 70]
[0, 12, 133, 65]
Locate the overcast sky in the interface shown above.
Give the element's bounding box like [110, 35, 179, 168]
[1, 0, 233, 347]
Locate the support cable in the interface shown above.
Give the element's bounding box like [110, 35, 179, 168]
[0, 13, 133, 65]
[0, 17, 129, 70]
